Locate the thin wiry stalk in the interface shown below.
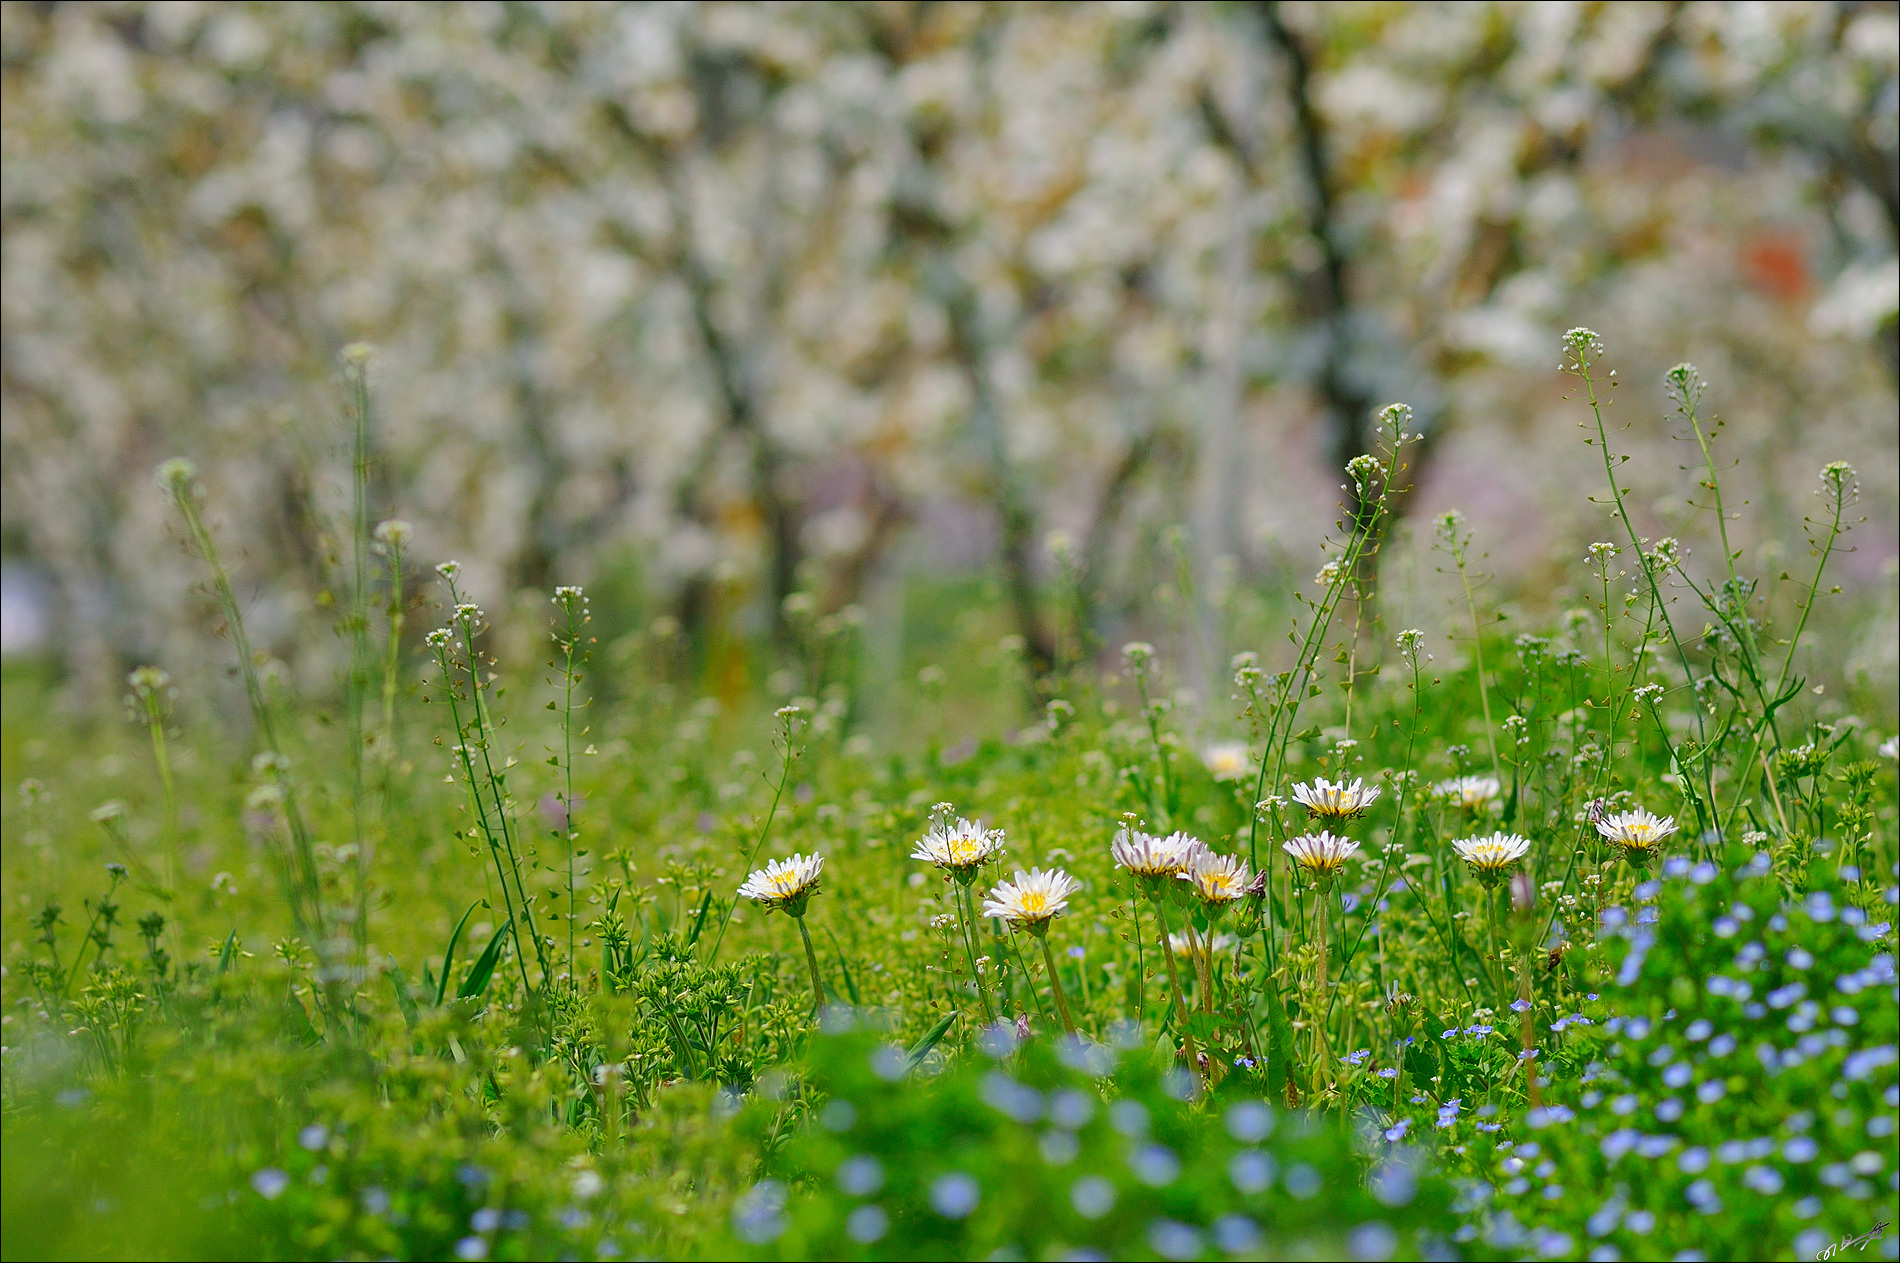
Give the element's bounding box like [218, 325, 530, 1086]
[1438, 517, 1500, 782]
[1721, 467, 1856, 837]
[379, 531, 408, 759]
[429, 624, 536, 999]
[1242, 407, 1410, 987]
[957, 883, 997, 1024]
[553, 587, 590, 990]
[1151, 899, 1198, 1071]
[129, 672, 180, 898]
[1566, 333, 1721, 837]
[344, 350, 376, 965]
[707, 705, 804, 962]
[794, 915, 828, 1011]
[161, 463, 331, 982]
[443, 584, 550, 987]
[1037, 932, 1077, 1034]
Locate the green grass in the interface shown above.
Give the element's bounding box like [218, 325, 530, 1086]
[2, 337, 1896, 1261]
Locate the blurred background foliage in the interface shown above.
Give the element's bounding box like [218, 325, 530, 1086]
[2, 0, 1895, 724]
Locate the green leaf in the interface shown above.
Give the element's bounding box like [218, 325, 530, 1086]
[1153, 1029, 1177, 1074]
[436, 900, 480, 1006]
[1403, 1035, 1438, 1092]
[215, 929, 239, 977]
[905, 1009, 959, 1073]
[1422, 1009, 1464, 1097]
[1261, 985, 1305, 1101]
[457, 915, 513, 1000]
[684, 890, 714, 946]
[384, 964, 419, 1028]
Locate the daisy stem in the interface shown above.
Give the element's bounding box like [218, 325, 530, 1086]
[1314, 887, 1328, 993]
[1193, 924, 1215, 1014]
[1313, 886, 1335, 1089]
[794, 913, 827, 1012]
[957, 883, 996, 1023]
[1153, 902, 1199, 1071]
[1036, 933, 1077, 1035]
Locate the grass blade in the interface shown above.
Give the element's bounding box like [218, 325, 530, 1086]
[685, 890, 714, 946]
[905, 1009, 959, 1073]
[437, 900, 480, 1006]
[384, 964, 419, 1028]
[457, 915, 513, 1001]
[1262, 985, 1304, 1103]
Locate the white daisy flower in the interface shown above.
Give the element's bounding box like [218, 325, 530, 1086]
[982, 867, 1082, 929]
[737, 852, 825, 915]
[1595, 809, 1678, 864]
[1432, 776, 1502, 810]
[911, 816, 1006, 875]
[1180, 849, 1252, 907]
[1452, 832, 1532, 884]
[1110, 827, 1207, 879]
[1291, 776, 1381, 818]
[1203, 742, 1250, 782]
[1282, 831, 1360, 880]
[1879, 735, 1897, 761]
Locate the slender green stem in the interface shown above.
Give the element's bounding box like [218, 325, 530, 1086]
[1312, 885, 1335, 1089]
[143, 700, 179, 898]
[1241, 416, 1408, 987]
[555, 590, 586, 990]
[449, 597, 549, 987]
[1569, 340, 1720, 833]
[1127, 896, 1147, 1026]
[431, 638, 535, 999]
[1722, 484, 1849, 838]
[164, 470, 328, 965]
[1128, 655, 1175, 827]
[961, 884, 998, 1022]
[1449, 535, 1501, 781]
[1037, 932, 1077, 1034]
[62, 871, 126, 996]
[345, 355, 375, 964]
[708, 709, 802, 962]
[1340, 642, 1423, 969]
[1152, 900, 1198, 1070]
[795, 914, 828, 1011]
[380, 541, 406, 753]
[1192, 923, 1215, 1014]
